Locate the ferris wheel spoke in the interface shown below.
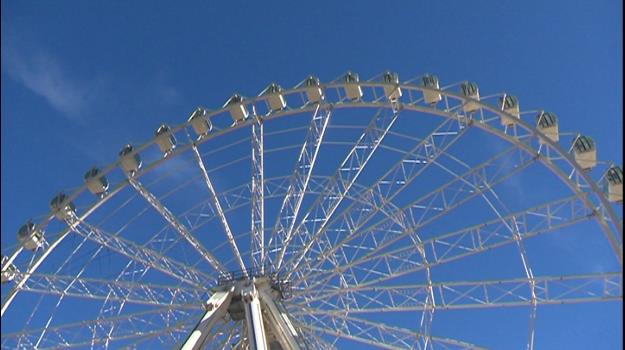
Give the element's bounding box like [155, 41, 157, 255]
[127, 177, 226, 274]
[440, 159, 540, 350]
[67, 218, 214, 287]
[1, 184, 133, 317]
[191, 144, 247, 273]
[1, 307, 195, 350]
[291, 272, 622, 315]
[204, 323, 239, 350]
[85, 185, 239, 349]
[12, 272, 204, 309]
[174, 175, 352, 241]
[276, 105, 402, 272]
[251, 111, 265, 273]
[98, 176, 366, 312]
[300, 331, 338, 350]
[282, 119, 468, 278]
[204, 326, 239, 350]
[298, 313, 484, 349]
[288, 320, 337, 350]
[101, 176, 367, 289]
[298, 193, 594, 294]
[117, 324, 190, 350]
[496, 200, 538, 350]
[83, 176, 299, 348]
[266, 103, 333, 269]
[284, 115, 469, 282]
[294, 146, 536, 289]
[178, 175, 289, 239]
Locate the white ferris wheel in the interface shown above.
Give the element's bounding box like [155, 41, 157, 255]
[1, 71, 622, 349]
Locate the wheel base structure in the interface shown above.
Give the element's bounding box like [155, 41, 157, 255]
[180, 274, 304, 350]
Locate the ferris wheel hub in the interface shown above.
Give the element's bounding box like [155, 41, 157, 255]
[182, 272, 302, 350]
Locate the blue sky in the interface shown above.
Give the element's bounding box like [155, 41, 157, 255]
[1, 1, 622, 349]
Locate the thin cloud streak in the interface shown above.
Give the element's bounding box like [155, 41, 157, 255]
[3, 49, 90, 120]
[1, 45, 184, 165]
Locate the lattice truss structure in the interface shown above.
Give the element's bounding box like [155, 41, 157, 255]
[1, 72, 622, 349]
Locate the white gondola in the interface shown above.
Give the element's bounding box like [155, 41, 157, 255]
[17, 221, 44, 251]
[421, 74, 443, 105]
[343, 71, 363, 101]
[536, 111, 560, 143]
[499, 94, 520, 126]
[50, 192, 76, 221]
[119, 144, 142, 175]
[606, 166, 623, 203]
[420, 74, 442, 105]
[1, 255, 18, 284]
[260, 83, 286, 111]
[382, 71, 402, 101]
[224, 94, 249, 124]
[460, 82, 480, 113]
[572, 135, 597, 170]
[303, 76, 324, 103]
[155, 124, 176, 155]
[84, 167, 109, 196]
[188, 107, 212, 137]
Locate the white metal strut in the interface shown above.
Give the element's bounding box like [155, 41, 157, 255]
[180, 288, 234, 350]
[191, 144, 247, 274]
[127, 177, 226, 274]
[251, 111, 266, 273]
[267, 103, 332, 268]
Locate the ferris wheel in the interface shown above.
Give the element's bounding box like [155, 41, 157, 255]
[1, 71, 622, 349]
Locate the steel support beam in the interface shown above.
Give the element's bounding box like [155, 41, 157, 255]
[242, 283, 268, 350]
[251, 113, 266, 273]
[268, 103, 332, 267]
[277, 105, 402, 272]
[258, 288, 303, 350]
[180, 288, 234, 350]
[192, 144, 247, 274]
[127, 177, 226, 274]
[66, 217, 213, 287]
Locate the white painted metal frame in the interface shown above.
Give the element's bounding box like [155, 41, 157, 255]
[2, 308, 193, 350]
[180, 288, 234, 350]
[267, 103, 333, 269]
[251, 109, 265, 273]
[2, 74, 622, 350]
[276, 104, 403, 271]
[127, 177, 226, 274]
[66, 216, 213, 288]
[13, 273, 203, 310]
[242, 283, 268, 350]
[191, 143, 247, 274]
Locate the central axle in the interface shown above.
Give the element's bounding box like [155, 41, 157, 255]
[180, 271, 303, 350]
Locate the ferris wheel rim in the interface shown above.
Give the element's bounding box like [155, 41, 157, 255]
[2, 79, 621, 315]
[2, 82, 620, 271]
[1, 73, 622, 349]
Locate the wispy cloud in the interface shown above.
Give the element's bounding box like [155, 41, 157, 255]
[1, 38, 184, 167]
[2, 48, 92, 120]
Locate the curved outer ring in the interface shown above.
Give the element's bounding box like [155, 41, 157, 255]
[2, 80, 622, 317]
